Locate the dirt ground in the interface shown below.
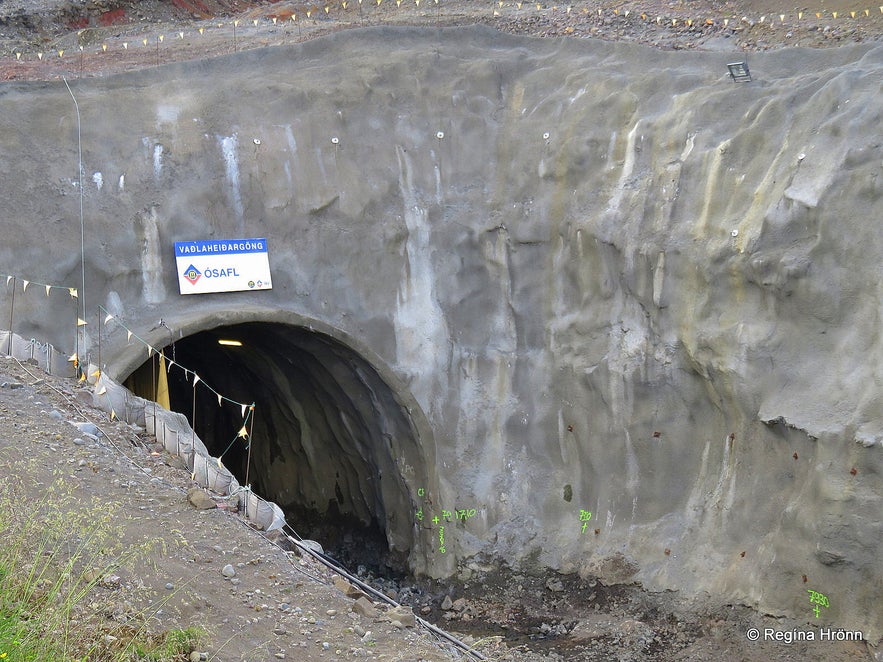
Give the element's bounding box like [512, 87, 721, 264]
[1, 357, 879, 661]
[1, 1, 881, 660]
[0, 0, 882, 80]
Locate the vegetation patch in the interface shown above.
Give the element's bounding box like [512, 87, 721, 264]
[0, 478, 203, 661]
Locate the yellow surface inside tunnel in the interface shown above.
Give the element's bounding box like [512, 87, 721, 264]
[124, 321, 431, 576]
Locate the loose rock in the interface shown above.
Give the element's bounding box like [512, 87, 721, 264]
[351, 596, 377, 618]
[387, 605, 416, 628]
[187, 487, 217, 510]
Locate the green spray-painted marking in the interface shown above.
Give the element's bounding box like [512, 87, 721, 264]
[808, 589, 829, 618]
[579, 509, 592, 533]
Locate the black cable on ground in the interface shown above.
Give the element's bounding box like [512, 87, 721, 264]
[281, 523, 488, 661]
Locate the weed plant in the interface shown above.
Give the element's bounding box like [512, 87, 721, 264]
[0, 476, 202, 661]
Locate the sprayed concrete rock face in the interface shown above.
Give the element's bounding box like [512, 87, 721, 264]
[0, 27, 881, 642]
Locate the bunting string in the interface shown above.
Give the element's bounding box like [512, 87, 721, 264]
[6, 1, 882, 64]
[2, 272, 78, 300]
[98, 304, 255, 412]
[2, 271, 253, 470]
[216, 404, 256, 468]
[2, 272, 82, 369]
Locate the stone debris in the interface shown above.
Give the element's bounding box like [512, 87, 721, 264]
[351, 596, 378, 619]
[333, 576, 368, 600]
[386, 605, 416, 628]
[68, 420, 100, 436]
[187, 487, 217, 510]
[298, 539, 324, 555]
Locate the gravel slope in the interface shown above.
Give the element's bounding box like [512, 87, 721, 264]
[0, 0, 881, 80]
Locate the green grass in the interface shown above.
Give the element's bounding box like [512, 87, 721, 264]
[0, 477, 204, 661]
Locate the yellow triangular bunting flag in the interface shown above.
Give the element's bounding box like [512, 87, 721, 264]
[45, 285, 51, 296]
[22, 280, 29, 292]
[241, 404, 247, 418]
[104, 313, 114, 324]
[77, 318, 88, 327]
[238, 425, 249, 438]
[156, 354, 170, 409]
[69, 287, 78, 298]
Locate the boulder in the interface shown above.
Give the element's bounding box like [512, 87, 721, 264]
[351, 597, 377, 619]
[187, 488, 216, 510]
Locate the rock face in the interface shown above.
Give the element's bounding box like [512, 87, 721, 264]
[0, 27, 880, 641]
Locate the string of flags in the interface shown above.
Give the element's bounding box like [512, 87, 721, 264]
[7, 1, 883, 62]
[2, 273, 255, 467]
[2, 273, 87, 336]
[99, 305, 257, 468]
[3, 272, 79, 304]
[98, 304, 255, 412]
[216, 403, 255, 466]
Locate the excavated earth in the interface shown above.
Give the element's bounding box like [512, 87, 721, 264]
[1, 0, 883, 80]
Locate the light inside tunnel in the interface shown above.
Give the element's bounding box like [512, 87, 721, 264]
[124, 322, 427, 575]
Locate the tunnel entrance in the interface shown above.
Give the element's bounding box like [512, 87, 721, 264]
[124, 321, 428, 576]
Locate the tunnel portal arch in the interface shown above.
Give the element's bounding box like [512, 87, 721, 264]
[119, 313, 435, 575]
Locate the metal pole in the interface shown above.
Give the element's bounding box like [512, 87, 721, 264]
[96, 305, 101, 379]
[62, 78, 86, 352]
[74, 297, 79, 377]
[6, 276, 15, 356]
[152, 349, 156, 423]
[191, 381, 197, 455]
[244, 405, 256, 488]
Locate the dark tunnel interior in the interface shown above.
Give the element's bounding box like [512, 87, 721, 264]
[124, 322, 426, 575]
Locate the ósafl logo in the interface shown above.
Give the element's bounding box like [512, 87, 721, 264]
[183, 264, 201, 285]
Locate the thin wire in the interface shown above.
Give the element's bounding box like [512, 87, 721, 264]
[0, 273, 75, 293]
[62, 77, 86, 347]
[6, 276, 16, 356]
[244, 406, 255, 487]
[98, 304, 253, 409]
[216, 407, 253, 462]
